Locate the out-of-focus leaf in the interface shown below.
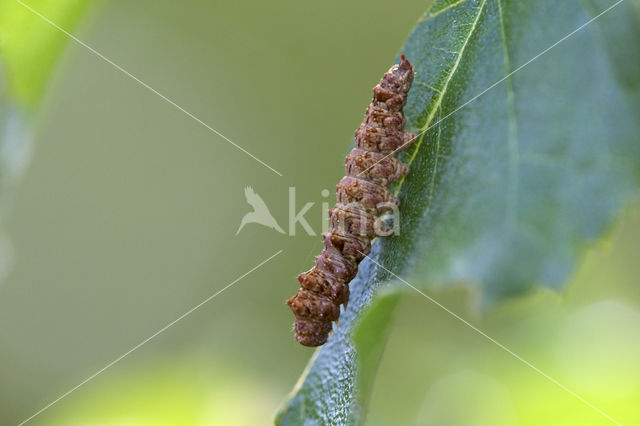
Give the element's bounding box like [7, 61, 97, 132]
[0, 0, 94, 108]
[46, 357, 278, 426]
[277, 0, 640, 424]
[0, 0, 95, 280]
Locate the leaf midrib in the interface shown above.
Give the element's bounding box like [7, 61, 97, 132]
[497, 0, 521, 230]
[395, 0, 488, 196]
[421, 0, 470, 22]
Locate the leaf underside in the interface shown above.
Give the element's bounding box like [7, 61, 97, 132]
[277, 0, 640, 424]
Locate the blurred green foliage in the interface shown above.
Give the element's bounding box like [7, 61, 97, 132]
[0, 0, 93, 108]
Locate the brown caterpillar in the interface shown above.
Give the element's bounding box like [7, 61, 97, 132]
[287, 55, 415, 347]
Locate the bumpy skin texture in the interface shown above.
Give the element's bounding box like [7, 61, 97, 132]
[287, 57, 415, 346]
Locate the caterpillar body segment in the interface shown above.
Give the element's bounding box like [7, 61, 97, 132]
[287, 56, 415, 346]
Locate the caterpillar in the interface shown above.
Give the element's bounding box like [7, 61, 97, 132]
[286, 56, 415, 347]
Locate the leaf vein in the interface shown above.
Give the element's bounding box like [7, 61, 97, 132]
[420, 0, 470, 22]
[396, 0, 488, 195]
[497, 0, 520, 229]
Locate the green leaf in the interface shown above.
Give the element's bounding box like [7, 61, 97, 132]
[277, 0, 640, 424]
[0, 0, 95, 109]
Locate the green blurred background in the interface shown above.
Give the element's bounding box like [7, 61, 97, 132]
[1, 0, 639, 425]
